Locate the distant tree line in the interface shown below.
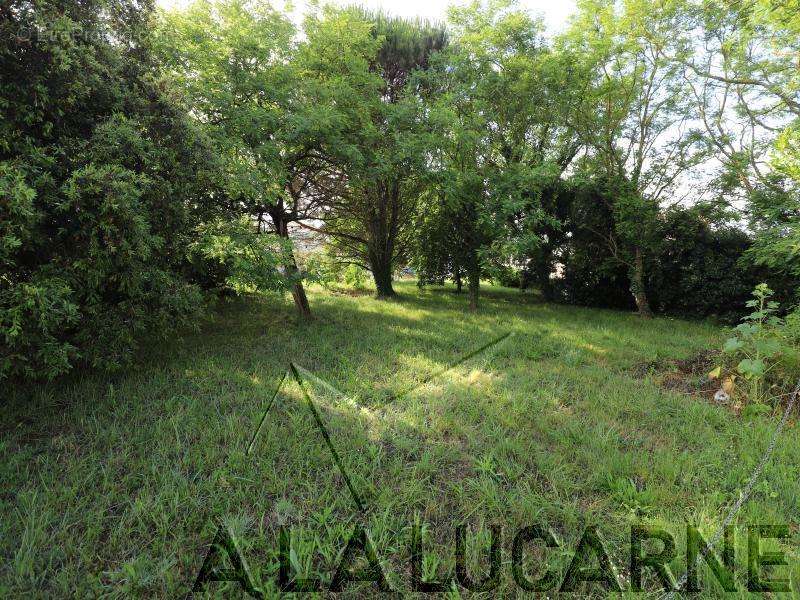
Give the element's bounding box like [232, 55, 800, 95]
[2, 0, 798, 379]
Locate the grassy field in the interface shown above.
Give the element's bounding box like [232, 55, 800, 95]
[2, 281, 799, 598]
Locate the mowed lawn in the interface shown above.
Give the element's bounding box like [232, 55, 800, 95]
[2, 281, 799, 598]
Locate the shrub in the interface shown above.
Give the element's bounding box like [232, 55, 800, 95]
[341, 264, 368, 289]
[303, 250, 369, 291]
[712, 284, 800, 409]
[548, 182, 637, 310]
[489, 264, 521, 288]
[0, 1, 222, 380]
[190, 218, 296, 296]
[0, 275, 79, 380]
[648, 207, 763, 322]
[549, 201, 772, 320]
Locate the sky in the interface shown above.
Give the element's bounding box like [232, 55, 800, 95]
[156, 0, 578, 33]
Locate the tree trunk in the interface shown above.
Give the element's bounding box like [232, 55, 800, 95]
[455, 269, 463, 293]
[467, 253, 480, 310]
[365, 183, 398, 299]
[290, 273, 312, 320]
[468, 269, 479, 310]
[629, 246, 652, 318]
[371, 254, 395, 298]
[534, 256, 554, 301]
[275, 216, 312, 320]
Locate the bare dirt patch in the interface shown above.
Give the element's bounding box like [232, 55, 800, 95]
[327, 288, 373, 297]
[633, 351, 721, 404]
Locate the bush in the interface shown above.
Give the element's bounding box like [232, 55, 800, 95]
[0, 275, 79, 380]
[648, 207, 763, 322]
[341, 264, 368, 289]
[548, 199, 774, 321]
[190, 217, 296, 295]
[712, 285, 800, 409]
[549, 186, 636, 310]
[303, 251, 369, 290]
[489, 264, 521, 288]
[0, 1, 222, 380]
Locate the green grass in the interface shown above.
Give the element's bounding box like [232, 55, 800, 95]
[2, 281, 799, 598]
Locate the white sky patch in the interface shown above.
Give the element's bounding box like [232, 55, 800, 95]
[156, 0, 577, 33]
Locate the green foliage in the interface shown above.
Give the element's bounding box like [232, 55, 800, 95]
[548, 188, 769, 321]
[745, 180, 800, 291]
[160, 0, 400, 311]
[414, 1, 579, 306]
[489, 264, 522, 289]
[0, 0, 220, 379]
[303, 251, 369, 291]
[157, 0, 296, 204]
[302, 252, 338, 289]
[0, 164, 37, 268]
[3, 0, 799, 380]
[341, 264, 368, 289]
[684, 0, 800, 302]
[548, 180, 635, 309]
[561, 0, 708, 315]
[0, 275, 79, 380]
[410, 191, 472, 289]
[718, 284, 790, 404]
[648, 205, 764, 321]
[314, 7, 448, 297]
[191, 217, 296, 296]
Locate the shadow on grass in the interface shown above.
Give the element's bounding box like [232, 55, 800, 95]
[2, 283, 791, 597]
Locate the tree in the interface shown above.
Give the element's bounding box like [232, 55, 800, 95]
[415, 0, 585, 309]
[160, 0, 340, 319]
[650, 204, 764, 320]
[551, 180, 637, 310]
[411, 190, 467, 290]
[1, 0, 220, 379]
[417, 36, 492, 309]
[562, 0, 707, 317]
[421, 127, 490, 310]
[681, 0, 799, 295]
[315, 8, 447, 298]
